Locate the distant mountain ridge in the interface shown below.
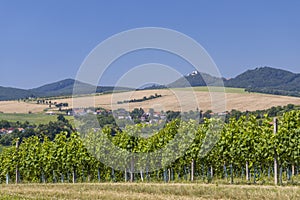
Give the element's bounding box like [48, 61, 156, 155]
[225, 67, 299, 88]
[225, 67, 300, 96]
[30, 79, 97, 97]
[0, 79, 132, 100]
[168, 70, 225, 88]
[0, 86, 33, 101]
[0, 66, 299, 100]
[167, 66, 300, 97]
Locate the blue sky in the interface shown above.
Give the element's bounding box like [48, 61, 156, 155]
[0, 0, 300, 88]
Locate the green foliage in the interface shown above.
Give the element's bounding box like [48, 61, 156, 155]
[0, 117, 73, 146]
[226, 104, 300, 122]
[0, 145, 5, 153]
[0, 113, 73, 125]
[0, 110, 300, 184]
[117, 94, 162, 104]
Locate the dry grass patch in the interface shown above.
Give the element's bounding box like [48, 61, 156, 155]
[0, 100, 48, 113]
[62, 89, 300, 112]
[1, 183, 300, 200]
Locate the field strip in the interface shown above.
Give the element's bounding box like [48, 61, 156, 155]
[1, 88, 300, 114]
[1, 183, 300, 200]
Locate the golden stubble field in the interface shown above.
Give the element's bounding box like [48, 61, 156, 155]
[0, 100, 49, 113]
[1, 88, 300, 113]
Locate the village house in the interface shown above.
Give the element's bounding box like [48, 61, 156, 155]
[0, 127, 25, 135]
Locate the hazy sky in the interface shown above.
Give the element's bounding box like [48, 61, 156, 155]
[0, 0, 300, 88]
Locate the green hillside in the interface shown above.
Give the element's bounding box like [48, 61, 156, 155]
[0, 113, 74, 125]
[0, 79, 133, 100]
[225, 67, 300, 97]
[0, 86, 34, 101]
[174, 86, 246, 93]
[169, 67, 300, 97]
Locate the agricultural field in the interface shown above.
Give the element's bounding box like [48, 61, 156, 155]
[0, 100, 48, 114]
[0, 87, 300, 114]
[0, 113, 74, 125]
[174, 86, 247, 93]
[1, 183, 300, 200]
[0, 145, 4, 153]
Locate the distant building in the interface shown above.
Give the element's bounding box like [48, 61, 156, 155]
[46, 111, 55, 115]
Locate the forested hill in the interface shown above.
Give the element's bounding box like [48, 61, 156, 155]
[167, 67, 300, 97]
[0, 79, 132, 100]
[167, 71, 225, 88]
[29, 79, 95, 97]
[225, 67, 300, 97]
[0, 86, 34, 101]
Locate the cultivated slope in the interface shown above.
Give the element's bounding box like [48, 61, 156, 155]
[1, 87, 300, 113]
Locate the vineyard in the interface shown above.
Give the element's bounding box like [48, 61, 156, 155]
[0, 110, 300, 186]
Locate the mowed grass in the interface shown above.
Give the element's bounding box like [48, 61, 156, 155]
[1, 183, 300, 200]
[0, 113, 74, 125]
[0, 145, 4, 153]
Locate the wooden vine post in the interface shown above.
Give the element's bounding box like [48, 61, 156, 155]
[124, 168, 127, 182]
[191, 159, 194, 182]
[15, 138, 20, 184]
[130, 157, 134, 182]
[273, 117, 278, 185]
[246, 161, 249, 181]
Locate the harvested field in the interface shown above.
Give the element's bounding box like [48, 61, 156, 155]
[0, 87, 300, 113]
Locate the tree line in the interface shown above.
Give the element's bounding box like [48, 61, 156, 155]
[117, 93, 162, 104]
